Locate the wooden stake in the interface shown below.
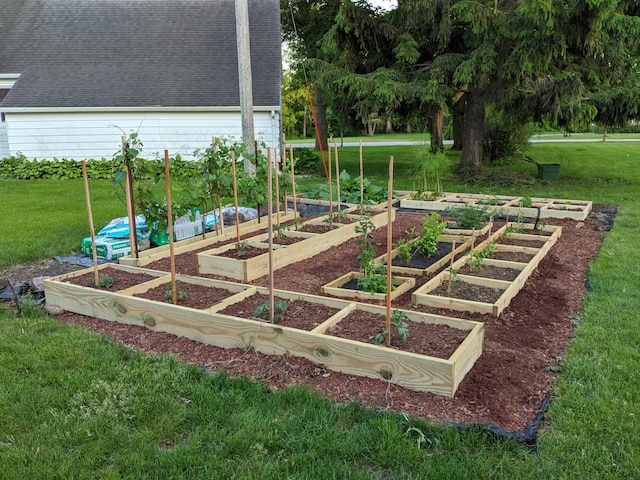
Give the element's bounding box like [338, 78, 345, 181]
[267, 148, 275, 323]
[359, 140, 364, 208]
[470, 228, 475, 250]
[231, 152, 241, 245]
[282, 140, 288, 215]
[385, 156, 394, 347]
[212, 137, 225, 236]
[164, 150, 178, 305]
[334, 142, 341, 208]
[81, 160, 100, 286]
[328, 142, 333, 215]
[289, 144, 298, 228]
[274, 152, 281, 228]
[447, 240, 456, 295]
[122, 136, 138, 260]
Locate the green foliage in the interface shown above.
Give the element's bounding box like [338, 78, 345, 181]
[392, 226, 417, 266]
[0, 153, 123, 180]
[163, 282, 188, 304]
[291, 148, 321, 175]
[92, 274, 114, 289]
[375, 310, 410, 346]
[445, 204, 492, 230]
[467, 242, 497, 270]
[415, 213, 448, 257]
[354, 215, 389, 294]
[253, 299, 289, 324]
[235, 240, 250, 257]
[305, 171, 388, 205]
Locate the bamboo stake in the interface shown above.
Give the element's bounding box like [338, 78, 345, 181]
[385, 156, 394, 347]
[282, 139, 288, 215]
[81, 160, 100, 286]
[122, 136, 138, 260]
[470, 228, 476, 250]
[164, 150, 178, 305]
[274, 152, 281, 228]
[334, 142, 341, 208]
[267, 148, 275, 323]
[359, 140, 364, 208]
[231, 152, 241, 246]
[327, 143, 333, 216]
[212, 137, 225, 236]
[447, 240, 456, 296]
[289, 144, 298, 229]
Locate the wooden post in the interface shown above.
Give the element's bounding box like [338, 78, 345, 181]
[164, 150, 178, 305]
[267, 148, 275, 323]
[122, 136, 138, 260]
[334, 142, 341, 208]
[385, 156, 394, 347]
[274, 152, 281, 228]
[231, 152, 241, 246]
[447, 240, 456, 295]
[470, 228, 475, 250]
[81, 160, 100, 286]
[282, 139, 288, 215]
[328, 142, 333, 216]
[289, 144, 298, 228]
[359, 140, 364, 208]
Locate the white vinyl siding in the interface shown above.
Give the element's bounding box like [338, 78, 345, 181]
[3, 109, 281, 160]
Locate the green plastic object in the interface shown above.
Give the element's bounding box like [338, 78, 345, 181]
[537, 163, 561, 180]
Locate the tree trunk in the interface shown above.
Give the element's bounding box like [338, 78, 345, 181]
[451, 106, 465, 151]
[302, 108, 307, 137]
[405, 123, 412, 134]
[313, 84, 329, 151]
[430, 109, 444, 153]
[385, 116, 394, 133]
[458, 89, 484, 172]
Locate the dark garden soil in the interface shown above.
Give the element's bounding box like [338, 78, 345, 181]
[490, 250, 536, 263]
[391, 242, 452, 269]
[28, 205, 615, 435]
[430, 280, 505, 303]
[216, 245, 269, 259]
[69, 267, 157, 289]
[457, 264, 522, 281]
[134, 282, 236, 309]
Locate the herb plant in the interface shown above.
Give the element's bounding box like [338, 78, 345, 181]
[375, 310, 410, 345]
[253, 300, 289, 323]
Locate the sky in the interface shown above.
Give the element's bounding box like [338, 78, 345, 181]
[366, 0, 398, 11]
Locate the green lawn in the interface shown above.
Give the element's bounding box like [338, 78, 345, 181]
[1, 140, 639, 478]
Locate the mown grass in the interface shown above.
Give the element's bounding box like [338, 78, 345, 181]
[1, 139, 640, 478]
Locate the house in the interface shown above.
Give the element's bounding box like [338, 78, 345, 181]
[0, 0, 282, 161]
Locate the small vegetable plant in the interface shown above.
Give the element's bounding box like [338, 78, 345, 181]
[392, 226, 417, 266]
[92, 273, 114, 289]
[415, 213, 448, 257]
[355, 216, 388, 294]
[445, 204, 492, 230]
[375, 310, 410, 345]
[163, 282, 188, 303]
[236, 240, 250, 257]
[253, 299, 289, 323]
[467, 242, 498, 270]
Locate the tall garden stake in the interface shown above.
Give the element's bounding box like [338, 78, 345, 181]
[334, 142, 341, 207]
[385, 156, 394, 346]
[81, 160, 100, 286]
[282, 140, 288, 215]
[447, 240, 456, 296]
[122, 136, 139, 260]
[231, 152, 241, 246]
[164, 150, 178, 305]
[359, 140, 364, 208]
[267, 148, 275, 323]
[327, 143, 333, 216]
[289, 144, 298, 229]
[274, 151, 281, 228]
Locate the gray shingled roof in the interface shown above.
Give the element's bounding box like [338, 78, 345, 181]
[0, 0, 281, 108]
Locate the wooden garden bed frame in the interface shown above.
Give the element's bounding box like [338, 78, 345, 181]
[412, 222, 562, 316]
[118, 211, 298, 268]
[320, 271, 416, 301]
[399, 192, 592, 221]
[44, 263, 483, 397]
[196, 209, 395, 282]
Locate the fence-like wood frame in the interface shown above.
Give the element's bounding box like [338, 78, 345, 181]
[197, 209, 395, 282]
[412, 223, 562, 316]
[321, 271, 416, 301]
[44, 263, 483, 398]
[399, 192, 592, 221]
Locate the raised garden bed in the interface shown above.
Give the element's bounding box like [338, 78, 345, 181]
[44, 265, 483, 397]
[197, 209, 394, 282]
[321, 271, 416, 302]
[412, 222, 562, 316]
[399, 192, 592, 221]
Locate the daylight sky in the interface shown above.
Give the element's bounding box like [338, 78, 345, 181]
[366, 0, 397, 11]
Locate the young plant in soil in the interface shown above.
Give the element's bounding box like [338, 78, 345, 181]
[392, 227, 417, 266]
[415, 213, 448, 257]
[374, 310, 410, 346]
[468, 242, 498, 270]
[445, 204, 492, 230]
[355, 216, 389, 294]
[236, 240, 250, 257]
[446, 267, 460, 295]
[253, 299, 289, 323]
[163, 282, 188, 303]
[92, 273, 114, 289]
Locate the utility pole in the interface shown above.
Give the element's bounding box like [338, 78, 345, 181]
[235, 0, 256, 173]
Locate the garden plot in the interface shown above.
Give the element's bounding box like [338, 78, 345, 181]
[118, 211, 299, 268]
[412, 222, 562, 316]
[399, 192, 592, 220]
[197, 209, 394, 282]
[43, 263, 483, 397]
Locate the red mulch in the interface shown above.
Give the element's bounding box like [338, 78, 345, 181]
[55, 206, 613, 434]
